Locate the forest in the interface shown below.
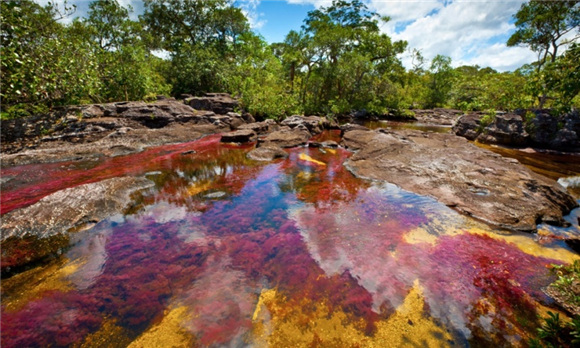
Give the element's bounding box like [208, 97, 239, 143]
[1, 0, 579, 120]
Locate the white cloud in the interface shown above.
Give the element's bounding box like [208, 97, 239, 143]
[370, 0, 536, 71]
[238, 0, 267, 29]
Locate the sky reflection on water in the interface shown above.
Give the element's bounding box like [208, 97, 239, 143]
[1, 133, 579, 347]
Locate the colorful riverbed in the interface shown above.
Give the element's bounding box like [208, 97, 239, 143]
[1, 132, 579, 347]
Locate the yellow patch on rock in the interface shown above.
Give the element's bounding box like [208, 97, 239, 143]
[250, 281, 453, 347]
[128, 306, 195, 348]
[298, 153, 326, 166]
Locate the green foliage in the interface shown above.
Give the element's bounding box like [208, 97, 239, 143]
[426, 55, 454, 108]
[479, 110, 496, 130]
[230, 33, 297, 120]
[507, 1, 580, 110]
[274, 0, 407, 116]
[507, 1, 579, 68]
[551, 260, 580, 307]
[450, 66, 529, 111]
[530, 311, 580, 348]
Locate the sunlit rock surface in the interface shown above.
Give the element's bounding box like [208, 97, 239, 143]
[344, 129, 578, 232]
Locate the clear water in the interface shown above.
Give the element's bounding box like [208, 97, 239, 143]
[1, 132, 579, 347]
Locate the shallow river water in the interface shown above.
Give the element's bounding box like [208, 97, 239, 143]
[1, 131, 579, 347]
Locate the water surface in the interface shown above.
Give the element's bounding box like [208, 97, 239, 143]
[1, 133, 579, 347]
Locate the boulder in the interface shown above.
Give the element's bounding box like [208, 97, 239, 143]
[258, 128, 311, 148]
[187, 93, 239, 115]
[220, 129, 257, 143]
[344, 129, 578, 232]
[476, 113, 529, 146]
[238, 120, 278, 135]
[281, 115, 331, 135]
[340, 123, 370, 137]
[247, 146, 288, 161]
[453, 114, 481, 140]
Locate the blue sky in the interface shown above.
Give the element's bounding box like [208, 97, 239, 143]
[42, 0, 565, 72]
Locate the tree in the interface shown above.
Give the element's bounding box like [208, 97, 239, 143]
[84, 0, 170, 101]
[426, 55, 454, 108]
[0, 0, 100, 114]
[507, 0, 580, 69]
[284, 0, 406, 115]
[142, 0, 251, 95]
[507, 1, 580, 109]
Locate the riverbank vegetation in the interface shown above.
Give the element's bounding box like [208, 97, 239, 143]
[1, 0, 579, 120]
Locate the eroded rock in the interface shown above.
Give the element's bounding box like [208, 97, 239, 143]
[247, 146, 288, 161]
[220, 129, 257, 143]
[344, 129, 578, 232]
[186, 93, 239, 115]
[1, 177, 153, 274]
[258, 128, 311, 148]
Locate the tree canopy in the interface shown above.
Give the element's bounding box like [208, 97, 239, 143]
[1, 0, 579, 120]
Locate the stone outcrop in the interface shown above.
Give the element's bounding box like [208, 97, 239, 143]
[220, 129, 257, 143]
[238, 119, 279, 135]
[246, 146, 289, 161]
[1, 177, 153, 274]
[475, 113, 529, 146]
[258, 128, 312, 148]
[186, 93, 239, 115]
[411, 109, 464, 126]
[280, 115, 335, 135]
[344, 128, 578, 232]
[453, 110, 580, 151]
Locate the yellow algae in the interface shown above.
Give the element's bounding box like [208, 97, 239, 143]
[76, 318, 133, 348]
[372, 281, 454, 347]
[128, 306, 195, 348]
[298, 153, 326, 166]
[250, 283, 453, 347]
[403, 227, 439, 245]
[465, 227, 580, 264]
[185, 181, 212, 197]
[1, 258, 83, 312]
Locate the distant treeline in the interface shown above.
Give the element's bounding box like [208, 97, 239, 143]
[1, 0, 578, 120]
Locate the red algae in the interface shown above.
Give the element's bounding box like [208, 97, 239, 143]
[1, 131, 574, 347]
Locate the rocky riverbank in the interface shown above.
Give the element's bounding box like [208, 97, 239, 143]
[2, 98, 579, 274]
[453, 109, 580, 152]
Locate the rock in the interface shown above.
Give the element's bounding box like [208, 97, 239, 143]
[238, 121, 276, 135]
[340, 123, 370, 137]
[321, 140, 339, 148]
[1, 177, 154, 274]
[551, 128, 578, 150]
[281, 115, 330, 135]
[226, 112, 246, 129]
[242, 113, 256, 123]
[342, 130, 397, 151]
[220, 129, 257, 143]
[453, 114, 482, 140]
[187, 93, 239, 115]
[344, 129, 578, 232]
[476, 113, 529, 146]
[247, 146, 288, 161]
[204, 191, 227, 198]
[258, 128, 311, 148]
[411, 109, 463, 126]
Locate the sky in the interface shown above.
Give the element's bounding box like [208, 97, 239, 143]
[41, 0, 554, 72]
